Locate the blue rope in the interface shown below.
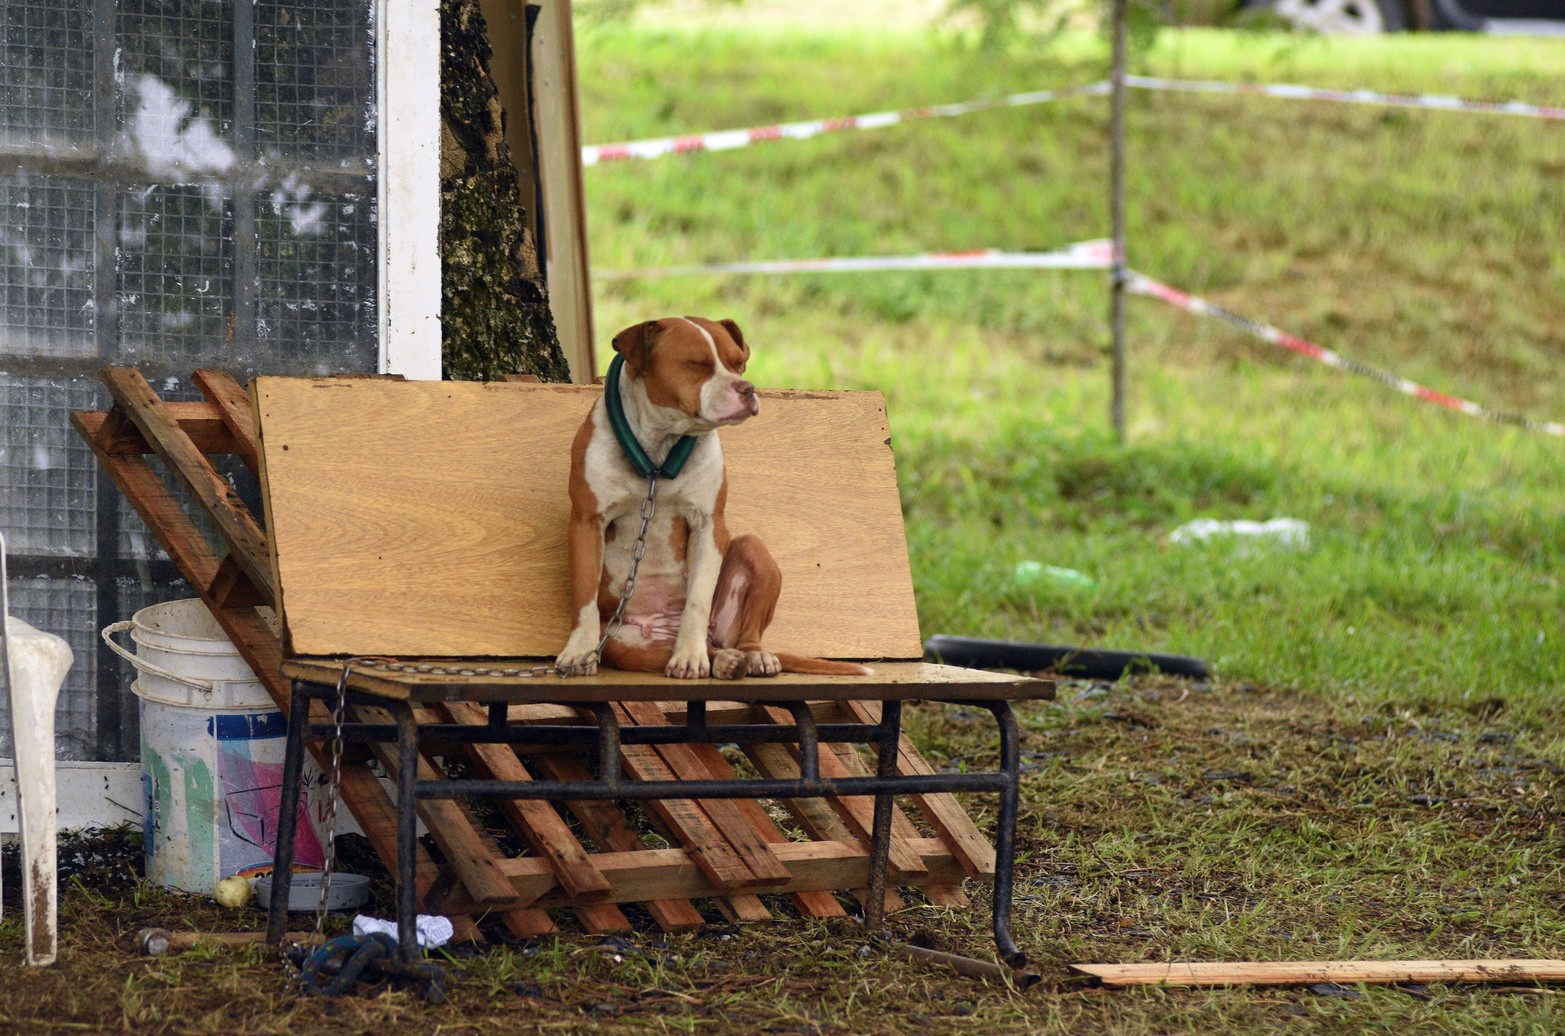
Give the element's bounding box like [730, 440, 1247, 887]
[298, 932, 396, 997]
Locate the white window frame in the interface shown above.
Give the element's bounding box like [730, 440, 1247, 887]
[377, 0, 444, 380]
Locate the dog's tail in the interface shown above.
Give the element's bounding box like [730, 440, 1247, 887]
[774, 652, 873, 677]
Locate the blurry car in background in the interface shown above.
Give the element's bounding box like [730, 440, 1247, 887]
[1247, 0, 1565, 34]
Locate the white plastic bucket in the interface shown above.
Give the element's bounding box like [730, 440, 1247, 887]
[104, 600, 325, 893]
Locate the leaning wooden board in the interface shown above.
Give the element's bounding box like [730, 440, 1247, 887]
[251, 378, 924, 661]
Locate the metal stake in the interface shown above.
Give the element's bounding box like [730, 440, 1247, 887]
[1109, 0, 1130, 441]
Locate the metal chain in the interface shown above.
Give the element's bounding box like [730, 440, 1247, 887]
[293, 473, 660, 965]
[310, 660, 353, 952]
[581, 470, 659, 673]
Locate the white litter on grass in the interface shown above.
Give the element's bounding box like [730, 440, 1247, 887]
[352, 913, 454, 949]
[1169, 518, 1311, 553]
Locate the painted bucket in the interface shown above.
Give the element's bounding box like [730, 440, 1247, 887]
[102, 599, 325, 893]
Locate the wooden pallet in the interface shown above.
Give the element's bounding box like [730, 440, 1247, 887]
[73, 367, 1003, 939]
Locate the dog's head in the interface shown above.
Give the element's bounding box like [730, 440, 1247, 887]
[611, 316, 758, 428]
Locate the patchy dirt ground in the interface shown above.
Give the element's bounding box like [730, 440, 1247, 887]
[2, 679, 1561, 1034]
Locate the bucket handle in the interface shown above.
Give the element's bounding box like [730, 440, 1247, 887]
[101, 620, 218, 694]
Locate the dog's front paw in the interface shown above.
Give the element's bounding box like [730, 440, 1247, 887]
[711, 648, 748, 680]
[744, 649, 781, 677]
[555, 650, 598, 676]
[556, 628, 601, 676]
[666, 642, 710, 679]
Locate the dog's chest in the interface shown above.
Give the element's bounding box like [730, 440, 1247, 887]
[584, 422, 724, 595]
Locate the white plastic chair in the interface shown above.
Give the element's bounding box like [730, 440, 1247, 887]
[2, 530, 73, 966]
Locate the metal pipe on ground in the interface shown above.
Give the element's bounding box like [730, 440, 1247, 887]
[925, 636, 1208, 680]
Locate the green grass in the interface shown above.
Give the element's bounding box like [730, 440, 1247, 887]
[580, 21, 1565, 720]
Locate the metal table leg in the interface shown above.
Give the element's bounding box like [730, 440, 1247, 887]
[393, 700, 422, 961]
[863, 699, 902, 931]
[266, 682, 313, 946]
[985, 701, 1025, 968]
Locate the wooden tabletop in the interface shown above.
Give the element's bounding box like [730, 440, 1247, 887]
[281, 657, 1055, 705]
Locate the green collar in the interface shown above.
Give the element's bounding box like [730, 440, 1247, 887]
[604, 354, 697, 479]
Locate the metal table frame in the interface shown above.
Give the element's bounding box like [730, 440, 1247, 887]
[266, 680, 1026, 968]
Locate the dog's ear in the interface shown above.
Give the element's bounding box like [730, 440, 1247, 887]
[718, 318, 750, 361]
[611, 320, 659, 373]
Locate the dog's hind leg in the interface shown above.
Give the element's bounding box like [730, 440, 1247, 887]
[707, 534, 782, 678]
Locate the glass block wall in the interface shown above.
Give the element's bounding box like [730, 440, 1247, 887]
[1, 0, 379, 761]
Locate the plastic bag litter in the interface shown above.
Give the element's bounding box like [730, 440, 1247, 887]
[353, 913, 454, 949]
[1168, 518, 1310, 552]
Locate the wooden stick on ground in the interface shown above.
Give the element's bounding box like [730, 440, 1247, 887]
[1072, 960, 1565, 989]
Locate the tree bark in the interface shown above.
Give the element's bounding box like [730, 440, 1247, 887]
[439, 0, 572, 382]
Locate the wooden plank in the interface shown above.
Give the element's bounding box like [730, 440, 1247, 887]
[616, 701, 792, 889]
[251, 377, 924, 659]
[525, 754, 706, 932]
[712, 894, 773, 924]
[499, 910, 558, 938]
[100, 367, 275, 604]
[687, 742, 845, 920]
[208, 554, 265, 609]
[279, 657, 1053, 705]
[435, 838, 968, 914]
[452, 794, 562, 937]
[1071, 960, 1565, 989]
[347, 702, 519, 909]
[434, 701, 614, 903]
[192, 368, 260, 472]
[757, 707, 928, 882]
[841, 700, 996, 878]
[743, 741, 905, 915]
[75, 404, 241, 457]
[528, 0, 596, 383]
[74, 417, 221, 587]
[811, 730, 965, 909]
[607, 717, 773, 892]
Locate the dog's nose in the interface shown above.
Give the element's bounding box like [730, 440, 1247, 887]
[735, 380, 755, 401]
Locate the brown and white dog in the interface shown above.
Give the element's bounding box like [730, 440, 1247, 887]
[555, 316, 866, 680]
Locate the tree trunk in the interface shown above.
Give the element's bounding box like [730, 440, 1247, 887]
[439, 0, 572, 382]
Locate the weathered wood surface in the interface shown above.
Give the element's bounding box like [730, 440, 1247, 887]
[1071, 960, 1565, 988]
[435, 837, 969, 915]
[102, 367, 276, 604]
[252, 378, 923, 660]
[192, 368, 261, 473]
[279, 658, 1053, 704]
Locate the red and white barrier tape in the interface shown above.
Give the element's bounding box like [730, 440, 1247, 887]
[1126, 75, 1565, 121]
[582, 76, 1562, 169]
[595, 239, 1115, 280]
[1126, 271, 1565, 438]
[582, 82, 1109, 166]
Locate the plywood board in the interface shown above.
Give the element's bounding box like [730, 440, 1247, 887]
[254, 378, 924, 659]
[1071, 959, 1565, 988]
